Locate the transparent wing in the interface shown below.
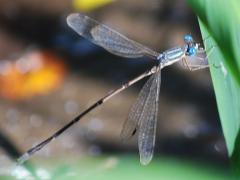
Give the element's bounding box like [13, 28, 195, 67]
[67, 13, 159, 59]
[120, 73, 156, 140]
[184, 48, 209, 70]
[138, 70, 161, 165]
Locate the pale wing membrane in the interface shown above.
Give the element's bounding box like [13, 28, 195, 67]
[120, 74, 156, 140]
[67, 13, 159, 59]
[138, 70, 161, 165]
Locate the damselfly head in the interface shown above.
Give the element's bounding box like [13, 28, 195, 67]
[184, 35, 200, 56]
[184, 34, 193, 44]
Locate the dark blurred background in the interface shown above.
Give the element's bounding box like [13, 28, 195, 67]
[0, 0, 230, 179]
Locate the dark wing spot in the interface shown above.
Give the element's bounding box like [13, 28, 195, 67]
[131, 128, 137, 136]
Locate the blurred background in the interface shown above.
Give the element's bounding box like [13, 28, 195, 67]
[0, 0, 232, 179]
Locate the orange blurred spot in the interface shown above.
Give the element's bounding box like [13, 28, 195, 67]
[0, 50, 66, 100]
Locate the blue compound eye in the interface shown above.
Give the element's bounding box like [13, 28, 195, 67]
[187, 47, 196, 56]
[184, 34, 193, 43]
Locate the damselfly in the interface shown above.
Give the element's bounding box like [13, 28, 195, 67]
[18, 13, 209, 165]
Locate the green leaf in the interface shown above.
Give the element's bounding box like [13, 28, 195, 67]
[198, 21, 240, 156]
[187, 0, 240, 85]
[8, 155, 233, 180]
[186, 0, 240, 176]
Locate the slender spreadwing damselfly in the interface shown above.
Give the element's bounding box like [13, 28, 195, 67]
[18, 13, 209, 165]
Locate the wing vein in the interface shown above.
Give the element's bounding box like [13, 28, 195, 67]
[67, 13, 159, 59]
[120, 74, 156, 140]
[138, 70, 161, 165]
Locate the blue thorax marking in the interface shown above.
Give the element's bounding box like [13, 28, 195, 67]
[157, 34, 198, 62]
[157, 47, 185, 66]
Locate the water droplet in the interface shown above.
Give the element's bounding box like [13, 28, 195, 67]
[220, 62, 227, 77]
